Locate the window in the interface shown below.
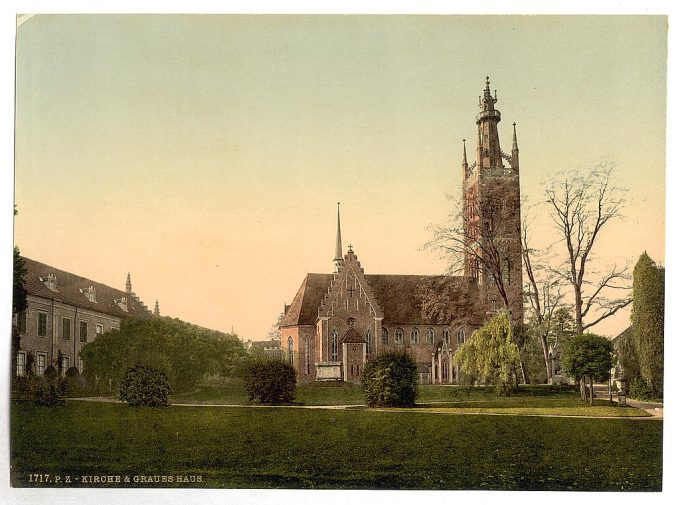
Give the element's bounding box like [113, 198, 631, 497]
[443, 328, 450, 344]
[381, 327, 388, 345]
[331, 330, 339, 361]
[16, 352, 26, 377]
[36, 353, 46, 376]
[427, 328, 435, 344]
[95, 324, 104, 336]
[304, 337, 310, 375]
[62, 317, 71, 340]
[366, 329, 372, 354]
[79, 321, 88, 342]
[410, 328, 419, 344]
[395, 328, 404, 344]
[37, 311, 47, 337]
[287, 336, 294, 365]
[458, 328, 466, 345]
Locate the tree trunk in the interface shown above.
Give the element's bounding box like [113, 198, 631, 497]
[589, 376, 594, 405]
[519, 360, 530, 385]
[574, 289, 584, 336]
[540, 332, 552, 383]
[579, 378, 586, 401]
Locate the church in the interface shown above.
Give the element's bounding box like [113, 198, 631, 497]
[280, 78, 523, 384]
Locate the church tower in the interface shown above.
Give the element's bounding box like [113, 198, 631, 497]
[463, 77, 523, 322]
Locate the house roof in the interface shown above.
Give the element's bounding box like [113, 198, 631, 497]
[280, 272, 474, 328]
[22, 257, 152, 320]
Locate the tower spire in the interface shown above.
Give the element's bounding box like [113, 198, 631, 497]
[154, 299, 160, 316]
[511, 122, 519, 170]
[126, 272, 132, 293]
[333, 202, 343, 272]
[476, 76, 503, 169]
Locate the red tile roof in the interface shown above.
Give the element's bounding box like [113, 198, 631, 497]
[22, 257, 152, 319]
[280, 273, 474, 328]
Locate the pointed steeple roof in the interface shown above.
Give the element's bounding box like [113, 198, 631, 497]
[462, 139, 468, 166]
[126, 272, 132, 293]
[154, 299, 160, 316]
[333, 202, 343, 272]
[512, 122, 518, 151]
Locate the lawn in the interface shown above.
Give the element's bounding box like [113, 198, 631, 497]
[171, 382, 648, 417]
[11, 400, 662, 490]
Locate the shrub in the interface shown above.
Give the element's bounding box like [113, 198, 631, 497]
[64, 366, 81, 392]
[628, 376, 653, 400]
[31, 378, 65, 407]
[362, 351, 418, 407]
[44, 365, 57, 384]
[243, 359, 296, 404]
[119, 365, 171, 407]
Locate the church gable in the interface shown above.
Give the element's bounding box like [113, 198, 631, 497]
[318, 247, 383, 320]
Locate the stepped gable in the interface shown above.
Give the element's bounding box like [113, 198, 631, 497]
[22, 257, 152, 319]
[280, 273, 333, 327]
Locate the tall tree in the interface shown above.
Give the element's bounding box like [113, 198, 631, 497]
[521, 216, 567, 382]
[631, 252, 664, 397]
[545, 165, 632, 335]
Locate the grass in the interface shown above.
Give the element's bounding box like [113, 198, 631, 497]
[171, 382, 649, 417]
[10, 400, 662, 490]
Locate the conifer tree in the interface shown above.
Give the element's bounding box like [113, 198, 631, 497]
[631, 252, 664, 397]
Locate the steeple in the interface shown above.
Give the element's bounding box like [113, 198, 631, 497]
[154, 299, 160, 316]
[511, 122, 519, 170]
[476, 76, 503, 169]
[333, 203, 344, 272]
[125, 272, 132, 293]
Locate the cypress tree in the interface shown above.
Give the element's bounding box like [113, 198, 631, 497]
[631, 252, 664, 398]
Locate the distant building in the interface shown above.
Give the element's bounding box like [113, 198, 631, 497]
[244, 338, 282, 360]
[13, 258, 153, 377]
[280, 78, 523, 384]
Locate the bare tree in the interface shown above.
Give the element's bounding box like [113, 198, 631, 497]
[521, 216, 567, 381]
[545, 165, 632, 336]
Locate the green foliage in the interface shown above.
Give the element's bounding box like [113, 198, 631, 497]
[29, 377, 65, 407]
[64, 366, 81, 391]
[614, 327, 640, 380]
[361, 351, 418, 407]
[80, 317, 246, 393]
[13, 247, 27, 315]
[119, 365, 171, 407]
[631, 252, 664, 397]
[243, 359, 296, 404]
[561, 333, 613, 383]
[44, 365, 58, 384]
[454, 311, 520, 393]
[628, 376, 653, 401]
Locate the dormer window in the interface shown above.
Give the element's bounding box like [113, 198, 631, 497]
[115, 296, 128, 312]
[39, 273, 58, 292]
[80, 285, 97, 303]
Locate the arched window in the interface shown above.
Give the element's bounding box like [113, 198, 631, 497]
[457, 327, 466, 345]
[395, 328, 404, 344]
[331, 329, 338, 361]
[287, 336, 294, 365]
[427, 328, 435, 344]
[304, 337, 310, 375]
[443, 328, 450, 344]
[366, 329, 372, 354]
[381, 327, 388, 345]
[410, 328, 419, 344]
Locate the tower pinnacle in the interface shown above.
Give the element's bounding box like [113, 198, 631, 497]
[462, 138, 468, 166]
[512, 122, 518, 151]
[154, 299, 160, 316]
[126, 272, 132, 293]
[333, 203, 343, 272]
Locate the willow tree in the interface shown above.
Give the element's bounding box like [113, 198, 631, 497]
[631, 252, 664, 397]
[454, 311, 520, 394]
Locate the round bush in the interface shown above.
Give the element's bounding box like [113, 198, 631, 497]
[362, 351, 418, 407]
[119, 365, 171, 407]
[31, 378, 64, 407]
[44, 365, 57, 384]
[243, 359, 296, 404]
